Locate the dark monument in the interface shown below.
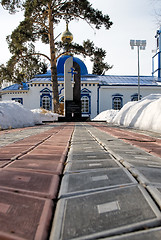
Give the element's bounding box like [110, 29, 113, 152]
[58, 23, 89, 121]
[65, 61, 81, 120]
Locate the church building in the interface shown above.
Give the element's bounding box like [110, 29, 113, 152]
[1, 28, 161, 120]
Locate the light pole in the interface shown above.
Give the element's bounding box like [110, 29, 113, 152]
[130, 40, 146, 101]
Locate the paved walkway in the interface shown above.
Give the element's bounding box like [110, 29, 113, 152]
[0, 122, 161, 239]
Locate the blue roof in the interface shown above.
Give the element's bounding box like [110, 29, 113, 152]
[41, 55, 88, 77]
[29, 74, 161, 86]
[57, 55, 88, 75]
[2, 75, 161, 93]
[98, 75, 160, 86]
[2, 83, 29, 91]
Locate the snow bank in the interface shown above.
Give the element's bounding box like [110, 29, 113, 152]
[31, 108, 59, 122]
[92, 94, 161, 133]
[111, 94, 161, 132]
[92, 109, 119, 122]
[0, 101, 42, 130]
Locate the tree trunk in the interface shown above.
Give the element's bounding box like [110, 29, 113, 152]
[48, 3, 60, 113]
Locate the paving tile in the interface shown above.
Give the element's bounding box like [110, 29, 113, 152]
[0, 147, 24, 154]
[130, 167, 161, 185]
[59, 168, 137, 198]
[5, 159, 64, 175]
[19, 153, 66, 163]
[147, 185, 161, 209]
[0, 169, 60, 199]
[68, 152, 112, 161]
[0, 190, 53, 240]
[70, 145, 103, 152]
[0, 160, 11, 168]
[106, 227, 161, 240]
[34, 145, 68, 151]
[121, 154, 161, 163]
[0, 153, 14, 160]
[27, 149, 68, 155]
[50, 185, 161, 240]
[122, 160, 161, 169]
[65, 159, 121, 173]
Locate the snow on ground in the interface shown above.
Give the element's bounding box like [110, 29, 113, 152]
[92, 109, 119, 122]
[93, 94, 161, 133]
[1, 94, 161, 132]
[31, 108, 59, 122]
[0, 101, 59, 130]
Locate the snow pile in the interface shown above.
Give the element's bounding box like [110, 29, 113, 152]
[93, 94, 161, 133]
[31, 108, 59, 122]
[92, 109, 119, 122]
[0, 101, 42, 130]
[111, 94, 161, 132]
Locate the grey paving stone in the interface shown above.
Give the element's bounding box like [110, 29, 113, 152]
[70, 145, 103, 152]
[105, 227, 161, 240]
[69, 149, 105, 155]
[67, 152, 112, 161]
[147, 185, 161, 209]
[122, 160, 161, 169]
[130, 167, 161, 185]
[0, 125, 53, 147]
[59, 168, 137, 198]
[64, 159, 121, 173]
[116, 152, 160, 160]
[50, 185, 161, 240]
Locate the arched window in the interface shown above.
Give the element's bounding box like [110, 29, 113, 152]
[131, 93, 142, 101]
[81, 96, 89, 113]
[42, 95, 50, 110]
[12, 98, 23, 104]
[40, 88, 52, 110]
[112, 94, 123, 110]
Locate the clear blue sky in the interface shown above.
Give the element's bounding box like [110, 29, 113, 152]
[0, 0, 160, 76]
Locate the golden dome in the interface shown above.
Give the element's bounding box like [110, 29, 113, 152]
[61, 23, 73, 44]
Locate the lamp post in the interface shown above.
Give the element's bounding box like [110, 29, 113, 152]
[130, 40, 146, 101]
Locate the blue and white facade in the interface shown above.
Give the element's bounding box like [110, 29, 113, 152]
[1, 28, 161, 119]
[1, 54, 161, 119]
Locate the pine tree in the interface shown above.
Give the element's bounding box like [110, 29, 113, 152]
[0, 0, 112, 113]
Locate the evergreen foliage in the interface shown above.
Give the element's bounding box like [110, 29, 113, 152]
[0, 0, 112, 112]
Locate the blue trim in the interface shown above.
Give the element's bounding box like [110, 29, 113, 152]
[59, 87, 64, 95]
[152, 51, 161, 78]
[159, 52, 161, 78]
[59, 96, 64, 103]
[12, 98, 23, 104]
[40, 87, 52, 93]
[112, 93, 123, 97]
[97, 85, 100, 115]
[81, 88, 91, 94]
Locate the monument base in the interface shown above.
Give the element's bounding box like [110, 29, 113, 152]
[58, 116, 90, 122]
[58, 100, 90, 122]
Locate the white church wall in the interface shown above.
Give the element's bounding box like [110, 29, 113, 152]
[2, 92, 28, 104]
[26, 83, 53, 110]
[99, 86, 161, 114]
[88, 84, 98, 119]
